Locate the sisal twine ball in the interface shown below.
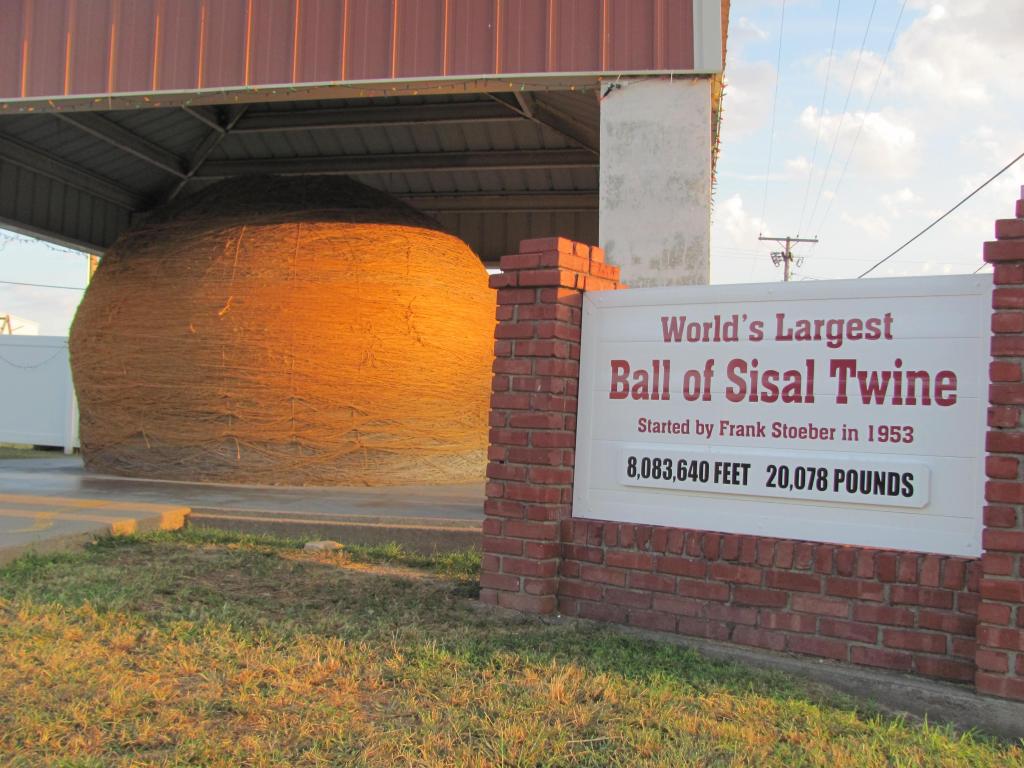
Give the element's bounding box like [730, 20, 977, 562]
[70, 176, 495, 486]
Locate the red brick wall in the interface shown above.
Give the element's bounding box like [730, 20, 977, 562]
[480, 236, 624, 614]
[558, 520, 979, 682]
[977, 185, 1024, 700]
[483, 191, 1024, 700]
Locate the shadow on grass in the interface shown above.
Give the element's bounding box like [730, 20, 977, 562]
[0, 529, 899, 706]
[1, 529, 1020, 767]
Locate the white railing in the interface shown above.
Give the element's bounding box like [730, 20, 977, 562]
[0, 336, 78, 453]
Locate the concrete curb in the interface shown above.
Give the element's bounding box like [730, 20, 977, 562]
[0, 495, 189, 567]
[189, 507, 481, 553]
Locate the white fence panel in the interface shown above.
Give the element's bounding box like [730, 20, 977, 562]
[0, 336, 78, 452]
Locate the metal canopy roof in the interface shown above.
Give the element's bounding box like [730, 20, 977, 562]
[0, 89, 601, 264]
[0, 0, 729, 263]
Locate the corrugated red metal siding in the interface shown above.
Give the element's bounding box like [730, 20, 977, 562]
[446, 0, 498, 77]
[202, 0, 248, 88]
[68, 0, 111, 94]
[248, 0, 298, 86]
[117, 3, 160, 93]
[344, 0, 395, 81]
[395, 0, 448, 79]
[1, 0, 699, 101]
[551, 0, 602, 72]
[293, 0, 347, 83]
[22, 0, 68, 97]
[158, 0, 204, 90]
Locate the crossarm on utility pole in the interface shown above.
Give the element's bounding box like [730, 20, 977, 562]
[758, 234, 819, 281]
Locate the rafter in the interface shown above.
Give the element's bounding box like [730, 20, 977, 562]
[163, 106, 249, 204]
[0, 134, 144, 210]
[196, 149, 597, 178]
[55, 112, 187, 177]
[182, 105, 226, 133]
[398, 192, 597, 212]
[489, 93, 599, 155]
[232, 101, 521, 133]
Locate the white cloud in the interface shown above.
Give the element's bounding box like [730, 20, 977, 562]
[820, 50, 886, 100]
[711, 193, 784, 284]
[840, 211, 891, 239]
[884, 187, 919, 205]
[720, 59, 777, 141]
[880, 187, 922, 219]
[785, 156, 810, 175]
[732, 15, 769, 45]
[713, 193, 766, 247]
[887, 1, 1024, 105]
[798, 106, 917, 179]
[714, 0, 1023, 284]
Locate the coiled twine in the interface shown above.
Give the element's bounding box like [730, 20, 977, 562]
[69, 176, 495, 486]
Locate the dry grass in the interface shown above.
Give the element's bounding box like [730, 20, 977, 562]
[0, 529, 1020, 767]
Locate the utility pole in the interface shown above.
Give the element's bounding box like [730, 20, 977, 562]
[758, 235, 819, 282]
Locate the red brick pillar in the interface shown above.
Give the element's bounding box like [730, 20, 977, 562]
[480, 237, 623, 613]
[978, 185, 1024, 701]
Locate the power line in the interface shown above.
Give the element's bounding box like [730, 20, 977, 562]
[796, 0, 843, 235]
[811, 0, 908, 237]
[858, 148, 1024, 278]
[0, 279, 85, 291]
[804, 0, 878, 234]
[758, 0, 788, 230]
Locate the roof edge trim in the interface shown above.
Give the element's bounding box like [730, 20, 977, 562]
[0, 72, 721, 115]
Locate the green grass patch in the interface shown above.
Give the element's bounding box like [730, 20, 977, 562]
[0, 529, 1020, 767]
[344, 540, 482, 582]
[0, 443, 64, 459]
[148, 527, 482, 583]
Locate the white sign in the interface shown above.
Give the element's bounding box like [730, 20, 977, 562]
[573, 276, 992, 557]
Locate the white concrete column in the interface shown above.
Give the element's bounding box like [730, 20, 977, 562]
[599, 77, 713, 287]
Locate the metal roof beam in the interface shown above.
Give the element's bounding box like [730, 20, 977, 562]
[531, 94, 600, 154]
[196, 149, 597, 177]
[231, 101, 523, 133]
[182, 105, 226, 133]
[490, 93, 599, 155]
[163, 106, 249, 204]
[55, 112, 188, 177]
[0, 134, 144, 210]
[0, 216, 109, 254]
[399, 192, 597, 212]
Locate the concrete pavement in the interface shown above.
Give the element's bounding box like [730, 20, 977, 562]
[0, 457, 484, 555]
[0, 491, 188, 566]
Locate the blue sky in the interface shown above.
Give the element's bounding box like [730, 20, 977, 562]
[711, 0, 1024, 283]
[0, 233, 89, 335]
[2, 0, 1023, 333]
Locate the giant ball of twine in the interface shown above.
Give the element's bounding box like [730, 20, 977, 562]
[70, 176, 495, 486]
